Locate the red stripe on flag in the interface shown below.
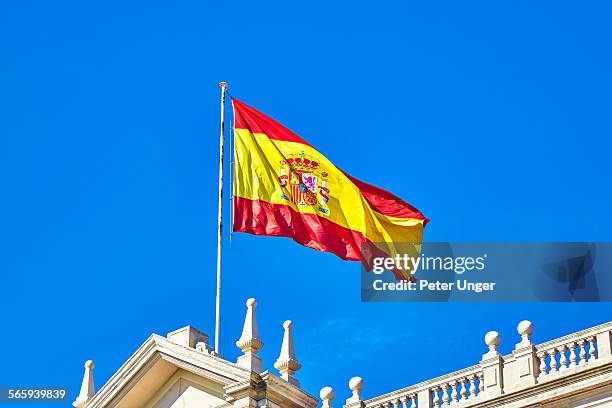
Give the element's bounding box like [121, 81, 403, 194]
[233, 196, 409, 280]
[233, 196, 364, 260]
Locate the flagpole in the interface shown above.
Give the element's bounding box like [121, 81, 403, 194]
[215, 81, 229, 354]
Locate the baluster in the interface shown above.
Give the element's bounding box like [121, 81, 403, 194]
[478, 372, 484, 394]
[450, 380, 458, 404]
[578, 339, 587, 365]
[441, 383, 450, 407]
[588, 337, 597, 362]
[432, 386, 441, 408]
[460, 378, 468, 401]
[559, 345, 568, 370]
[538, 351, 548, 376]
[409, 394, 417, 408]
[549, 348, 558, 372]
[399, 396, 407, 408]
[392, 399, 400, 408]
[469, 374, 477, 398]
[569, 342, 578, 368]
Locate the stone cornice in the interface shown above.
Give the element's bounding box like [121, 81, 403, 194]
[261, 371, 318, 408]
[85, 334, 251, 408]
[224, 373, 267, 402]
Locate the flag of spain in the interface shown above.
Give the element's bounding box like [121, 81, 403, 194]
[232, 99, 428, 280]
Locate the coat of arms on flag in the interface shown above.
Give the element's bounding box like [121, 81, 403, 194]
[278, 151, 330, 214]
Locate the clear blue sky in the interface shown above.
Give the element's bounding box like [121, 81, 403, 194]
[1, 0, 611, 406]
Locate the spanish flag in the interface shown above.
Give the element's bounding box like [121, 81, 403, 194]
[232, 99, 428, 279]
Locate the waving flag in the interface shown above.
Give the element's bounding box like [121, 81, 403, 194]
[232, 99, 428, 279]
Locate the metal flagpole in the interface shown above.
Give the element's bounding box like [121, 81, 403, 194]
[215, 81, 229, 354]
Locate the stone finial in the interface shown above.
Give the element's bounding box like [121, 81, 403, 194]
[515, 320, 534, 349]
[236, 298, 264, 373]
[483, 331, 501, 359]
[320, 386, 335, 408]
[73, 360, 95, 408]
[345, 376, 364, 404]
[274, 320, 302, 386]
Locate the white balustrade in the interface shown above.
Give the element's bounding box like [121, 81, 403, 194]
[426, 369, 483, 407]
[357, 321, 611, 408]
[536, 330, 601, 379]
[404, 394, 416, 408]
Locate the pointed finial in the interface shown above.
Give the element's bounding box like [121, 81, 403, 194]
[73, 360, 95, 408]
[274, 320, 302, 386]
[346, 376, 364, 404]
[236, 298, 264, 373]
[320, 386, 335, 408]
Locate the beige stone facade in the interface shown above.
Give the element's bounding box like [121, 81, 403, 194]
[73, 300, 612, 408]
